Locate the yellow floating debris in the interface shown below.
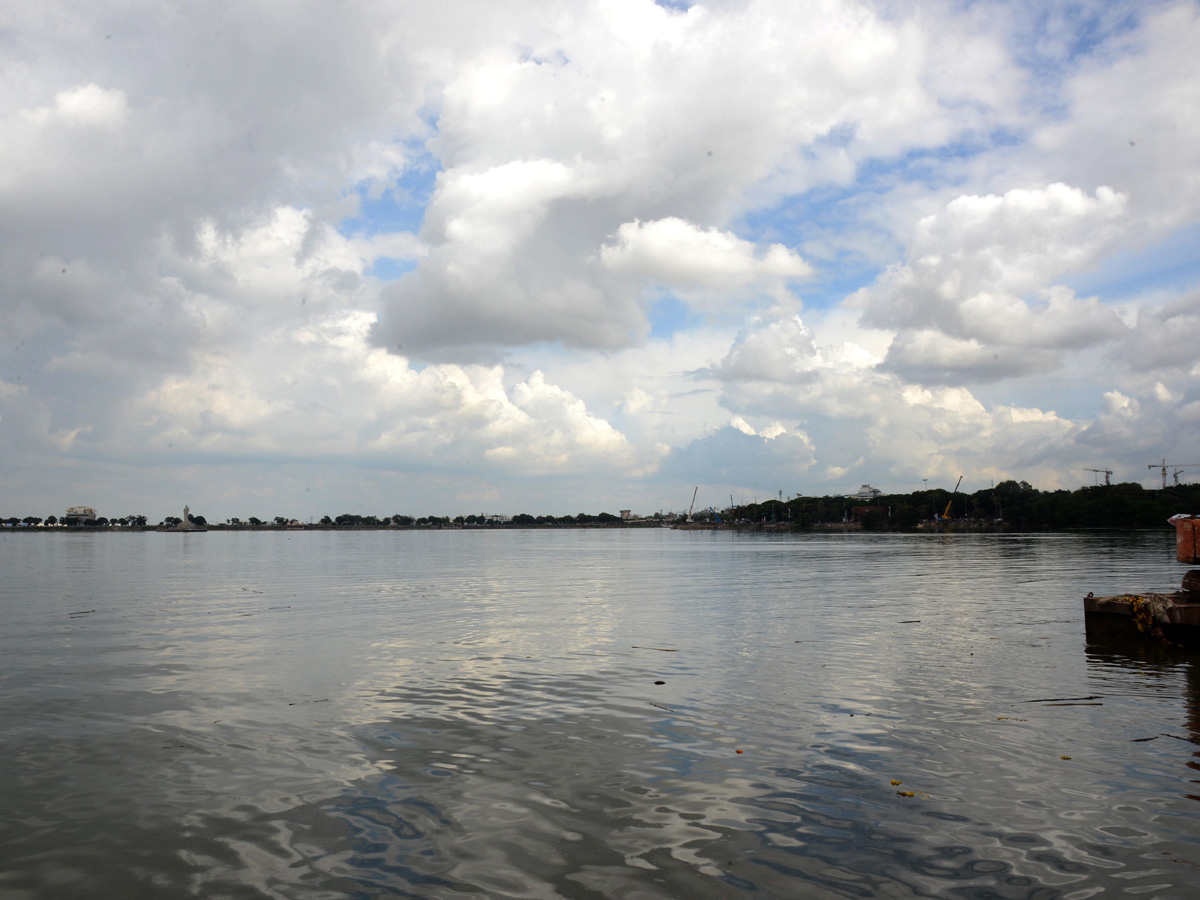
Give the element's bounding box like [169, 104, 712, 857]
[897, 791, 915, 797]
[890, 779, 902, 786]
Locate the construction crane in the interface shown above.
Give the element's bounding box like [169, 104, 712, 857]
[1084, 467, 1113, 486]
[937, 476, 963, 521]
[1148, 460, 1200, 489]
[1174, 467, 1200, 487]
[687, 486, 698, 521]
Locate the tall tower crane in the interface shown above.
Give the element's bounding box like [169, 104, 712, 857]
[1083, 467, 1112, 486]
[1148, 459, 1200, 489]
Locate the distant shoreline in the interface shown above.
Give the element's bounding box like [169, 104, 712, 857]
[0, 521, 1177, 534]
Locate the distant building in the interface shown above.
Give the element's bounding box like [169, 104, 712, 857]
[854, 485, 882, 501]
[65, 505, 97, 523]
[620, 509, 632, 520]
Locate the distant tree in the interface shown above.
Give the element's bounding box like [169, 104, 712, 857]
[274, 516, 286, 526]
[320, 515, 333, 526]
[512, 513, 536, 525]
[23, 516, 42, 526]
[597, 512, 619, 523]
[858, 508, 887, 531]
[46, 515, 58, 525]
[83, 518, 98, 527]
[248, 517, 262, 526]
[192, 515, 207, 527]
[453, 515, 465, 525]
[95, 517, 109, 527]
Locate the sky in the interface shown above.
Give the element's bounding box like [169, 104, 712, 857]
[2, 0, 1200, 522]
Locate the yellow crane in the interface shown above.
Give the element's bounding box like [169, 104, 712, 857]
[1084, 467, 1112, 486]
[1148, 459, 1200, 489]
[937, 476, 963, 521]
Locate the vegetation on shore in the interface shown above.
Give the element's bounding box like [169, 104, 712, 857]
[4, 480, 1198, 533]
[727, 480, 1200, 531]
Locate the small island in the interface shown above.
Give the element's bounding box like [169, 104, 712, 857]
[156, 505, 207, 533]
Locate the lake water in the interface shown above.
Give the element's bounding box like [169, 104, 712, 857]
[2, 529, 1199, 899]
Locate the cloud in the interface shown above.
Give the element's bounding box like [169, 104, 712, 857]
[371, 0, 1017, 357]
[1122, 290, 1200, 371]
[598, 217, 810, 306]
[855, 183, 1130, 381]
[1030, 2, 1200, 231]
[711, 312, 1081, 487]
[716, 314, 878, 384]
[20, 84, 128, 129]
[656, 423, 817, 492]
[3, 0, 1200, 517]
[131, 310, 643, 476]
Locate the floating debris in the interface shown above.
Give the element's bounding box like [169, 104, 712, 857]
[1023, 696, 1102, 703]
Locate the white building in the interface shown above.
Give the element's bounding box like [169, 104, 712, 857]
[854, 485, 882, 501]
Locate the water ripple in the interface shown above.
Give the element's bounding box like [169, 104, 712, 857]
[2, 529, 1198, 898]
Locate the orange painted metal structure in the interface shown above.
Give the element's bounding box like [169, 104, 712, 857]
[1170, 514, 1199, 563]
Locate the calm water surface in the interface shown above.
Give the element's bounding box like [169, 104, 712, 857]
[2, 529, 1198, 899]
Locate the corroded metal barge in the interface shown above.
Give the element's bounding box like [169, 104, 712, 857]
[1084, 514, 1200, 646]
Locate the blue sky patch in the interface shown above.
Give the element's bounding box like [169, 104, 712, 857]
[366, 257, 418, 282]
[338, 155, 439, 238]
[1065, 221, 1200, 303]
[648, 295, 701, 340]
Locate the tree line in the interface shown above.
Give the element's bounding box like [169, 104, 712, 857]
[4, 480, 1197, 532]
[721, 480, 1200, 530]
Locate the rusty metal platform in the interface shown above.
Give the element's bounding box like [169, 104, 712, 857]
[1084, 590, 1200, 646]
